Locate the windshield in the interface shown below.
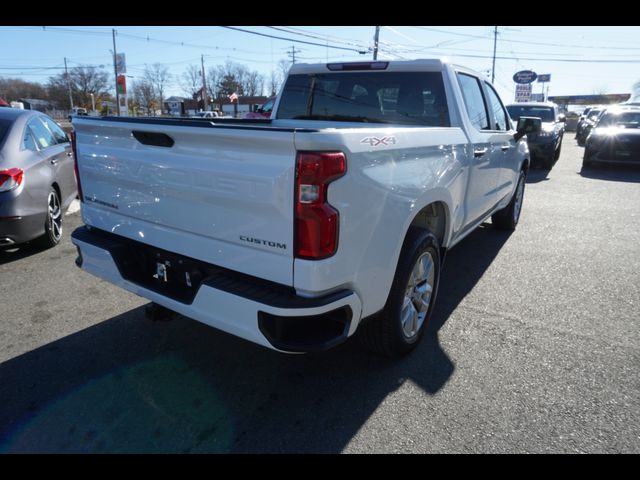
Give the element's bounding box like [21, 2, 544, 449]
[277, 71, 450, 126]
[597, 111, 640, 128]
[506, 105, 555, 122]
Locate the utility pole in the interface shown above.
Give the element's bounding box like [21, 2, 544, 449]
[112, 28, 120, 116]
[491, 26, 498, 84]
[64, 57, 73, 110]
[373, 26, 380, 61]
[287, 45, 301, 64]
[201, 54, 208, 111]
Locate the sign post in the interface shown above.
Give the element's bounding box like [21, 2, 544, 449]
[115, 52, 128, 116]
[537, 74, 551, 102]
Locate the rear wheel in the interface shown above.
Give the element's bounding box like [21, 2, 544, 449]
[35, 188, 63, 248]
[492, 170, 526, 231]
[554, 137, 562, 162]
[359, 227, 440, 357]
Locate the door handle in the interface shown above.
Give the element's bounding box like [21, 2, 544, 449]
[50, 158, 58, 165]
[474, 147, 488, 158]
[501, 144, 511, 152]
[66, 152, 73, 157]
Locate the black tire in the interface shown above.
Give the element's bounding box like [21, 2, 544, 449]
[554, 137, 562, 162]
[492, 169, 526, 231]
[359, 226, 440, 357]
[541, 153, 554, 170]
[35, 188, 63, 249]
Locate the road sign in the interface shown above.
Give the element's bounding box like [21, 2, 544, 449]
[513, 70, 538, 84]
[537, 74, 551, 83]
[115, 53, 126, 75]
[515, 84, 532, 102]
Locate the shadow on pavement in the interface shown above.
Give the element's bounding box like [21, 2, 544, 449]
[525, 166, 551, 184]
[0, 224, 511, 453]
[579, 163, 640, 183]
[0, 243, 50, 266]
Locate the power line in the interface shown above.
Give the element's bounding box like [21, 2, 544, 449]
[220, 26, 368, 54]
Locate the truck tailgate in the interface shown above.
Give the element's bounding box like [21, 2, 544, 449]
[74, 118, 297, 286]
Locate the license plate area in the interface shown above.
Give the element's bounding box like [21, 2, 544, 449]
[113, 240, 224, 304]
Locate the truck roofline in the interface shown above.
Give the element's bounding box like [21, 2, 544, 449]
[288, 58, 451, 75]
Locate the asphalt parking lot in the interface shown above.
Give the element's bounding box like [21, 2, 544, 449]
[0, 138, 638, 453]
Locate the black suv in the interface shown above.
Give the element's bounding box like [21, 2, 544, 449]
[506, 102, 566, 169]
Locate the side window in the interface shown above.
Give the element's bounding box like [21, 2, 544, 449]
[457, 73, 489, 130]
[41, 116, 69, 144]
[484, 83, 509, 131]
[27, 117, 57, 150]
[23, 128, 38, 151]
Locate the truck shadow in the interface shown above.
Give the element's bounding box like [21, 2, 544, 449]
[0, 225, 510, 453]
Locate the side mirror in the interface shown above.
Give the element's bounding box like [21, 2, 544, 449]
[558, 114, 566, 123]
[514, 116, 542, 141]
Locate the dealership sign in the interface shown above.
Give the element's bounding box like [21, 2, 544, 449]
[515, 84, 532, 102]
[513, 70, 538, 84]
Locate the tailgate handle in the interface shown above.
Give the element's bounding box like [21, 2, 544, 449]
[132, 130, 175, 148]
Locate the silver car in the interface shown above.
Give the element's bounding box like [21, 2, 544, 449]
[0, 108, 77, 249]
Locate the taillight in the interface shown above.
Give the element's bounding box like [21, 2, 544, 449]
[295, 151, 346, 259]
[0, 168, 24, 192]
[70, 130, 83, 202]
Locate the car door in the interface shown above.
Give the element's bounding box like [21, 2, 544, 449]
[482, 81, 519, 203]
[27, 116, 67, 198]
[456, 72, 501, 225]
[40, 116, 76, 207]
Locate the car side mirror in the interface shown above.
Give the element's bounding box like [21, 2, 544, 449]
[558, 114, 566, 123]
[514, 116, 542, 141]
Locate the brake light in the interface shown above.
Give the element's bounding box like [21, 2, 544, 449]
[0, 168, 23, 192]
[70, 130, 83, 202]
[295, 151, 346, 259]
[326, 62, 389, 71]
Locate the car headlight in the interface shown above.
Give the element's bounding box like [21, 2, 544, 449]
[537, 125, 555, 138]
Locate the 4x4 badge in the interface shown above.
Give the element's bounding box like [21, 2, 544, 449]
[360, 136, 397, 147]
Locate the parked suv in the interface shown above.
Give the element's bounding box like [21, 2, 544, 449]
[506, 102, 565, 169]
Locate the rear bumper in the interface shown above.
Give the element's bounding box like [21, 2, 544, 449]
[71, 226, 362, 353]
[0, 213, 46, 246]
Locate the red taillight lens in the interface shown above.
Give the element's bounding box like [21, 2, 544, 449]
[0, 168, 24, 192]
[70, 130, 83, 202]
[295, 151, 346, 259]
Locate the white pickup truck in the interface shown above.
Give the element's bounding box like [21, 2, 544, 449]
[71, 59, 538, 357]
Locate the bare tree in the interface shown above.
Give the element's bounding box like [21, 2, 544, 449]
[244, 70, 265, 97]
[268, 71, 280, 97]
[206, 66, 220, 102]
[277, 59, 292, 84]
[47, 65, 110, 109]
[131, 79, 157, 116]
[0, 77, 47, 102]
[181, 64, 201, 98]
[144, 63, 171, 114]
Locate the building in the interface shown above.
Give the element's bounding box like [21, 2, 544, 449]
[218, 95, 268, 117]
[164, 96, 201, 116]
[19, 98, 55, 112]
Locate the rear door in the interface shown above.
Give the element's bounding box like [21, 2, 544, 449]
[74, 119, 297, 286]
[482, 81, 519, 202]
[455, 72, 501, 224]
[40, 116, 76, 206]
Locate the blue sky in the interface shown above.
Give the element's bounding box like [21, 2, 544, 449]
[1, 26, 639, 106]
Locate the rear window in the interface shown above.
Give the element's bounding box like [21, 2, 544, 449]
[277, 71, 450, 127]
[506, 105, 555, 122]
[598, 111, 640, 128]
